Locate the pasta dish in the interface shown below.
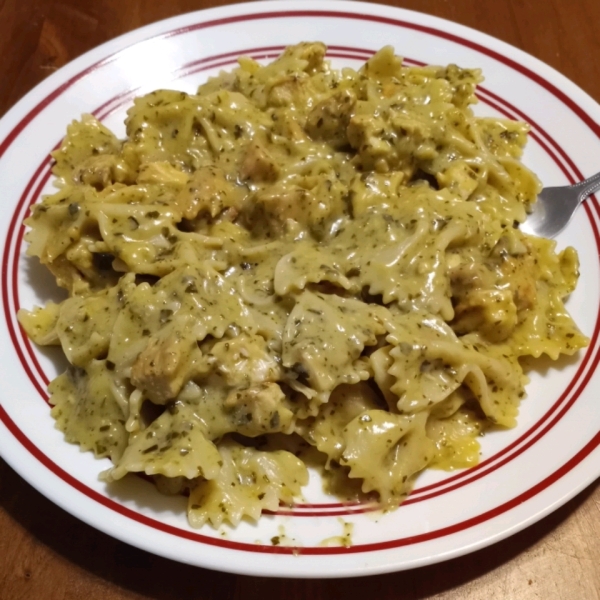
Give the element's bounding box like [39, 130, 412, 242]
[18, 43, 588, 529]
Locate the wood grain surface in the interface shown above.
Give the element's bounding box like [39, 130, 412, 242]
[1, 0, 600, 598]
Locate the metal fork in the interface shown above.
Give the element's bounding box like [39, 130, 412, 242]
[521, 170, 600, 238]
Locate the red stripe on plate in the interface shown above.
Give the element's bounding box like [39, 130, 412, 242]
[1, 398, 598, 554]
[2, 159, 52, 401]
[9, 48, 600, 514]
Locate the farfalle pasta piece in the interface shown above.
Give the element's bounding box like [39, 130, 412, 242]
[50, 360, 129, 462]
[298, 383, 381, 467]
[103, 401, 222, 482]
[106, 265, 255, 382]
[427, 402, 486, 470]
[341, 410, 436, 505]
[51, 114, 125, 182]
[17, 302, 60, 346]
[282, 291, 386, 394]
[495, 236, 588, 359]
[384, 313, 527, 427]
[187, 440, 308, 528]
[24, 184, 103, 269]
[55, 284, 123, 367]
[274, 242, 351, 295]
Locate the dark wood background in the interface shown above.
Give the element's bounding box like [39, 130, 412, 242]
[1, 1, 599, 598]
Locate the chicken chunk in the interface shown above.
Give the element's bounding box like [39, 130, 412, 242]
[131, 334, 194, 404]
[305, 89, 356, 148]
[452, 288, 518, 342]
[71, 142, 137, 188]
[240, 142, 279, 183]
[174, 165, 244, 220]
[283, 42, 327, 73]
[224, 383, 294, 436]
[210, 334, 282, 388]
[247, 185, 327, 236]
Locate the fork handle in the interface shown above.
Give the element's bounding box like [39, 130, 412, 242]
[573, 170, 600, 201]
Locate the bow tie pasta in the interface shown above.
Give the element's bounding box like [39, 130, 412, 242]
[19, 43, 588, 529]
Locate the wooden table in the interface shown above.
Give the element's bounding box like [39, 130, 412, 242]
[1, 1, 599, 598]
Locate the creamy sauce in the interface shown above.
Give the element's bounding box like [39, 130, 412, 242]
[19, 43, 587, 531]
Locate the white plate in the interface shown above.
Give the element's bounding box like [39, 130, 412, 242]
[1, 0, 599, 578]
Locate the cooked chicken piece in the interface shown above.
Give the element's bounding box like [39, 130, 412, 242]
[268, 77, 309, 107]
[248, 185, 323, 236]
[450, 253, 536, 342]
[174, 165, 244, 220]
[512, 272, 537, 311]
[210, 334, 282, 388]
[449, 261, 494, 296]
[131, 334, 192, 404]
[224, 382, 294, 436]
[347, 114, 389, 156]
[282, 41, 327, 73]
[73, 154, 135, 189]
[305, 90, 356, 147]
[452, 288, 518, 342]
[347, 111, 434, 173]
[240, 142, 279, 183]
[46, 254, 89, 294]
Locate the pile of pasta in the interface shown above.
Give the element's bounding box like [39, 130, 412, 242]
[19, 43, 588, 528]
